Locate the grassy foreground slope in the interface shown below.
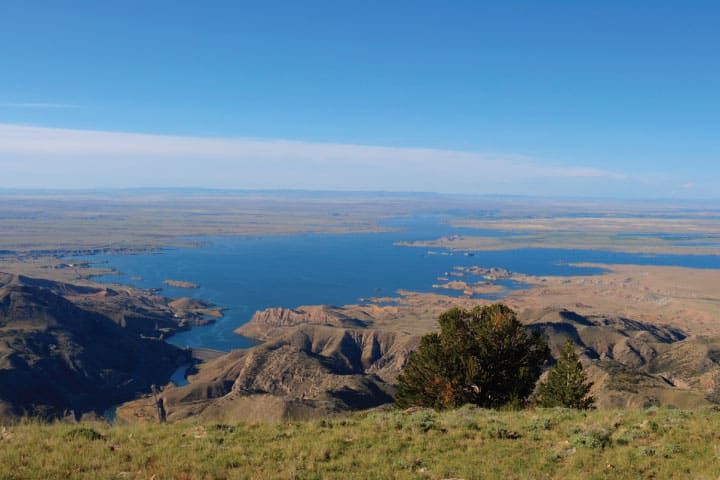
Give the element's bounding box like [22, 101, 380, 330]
[1, 407, 719, 479]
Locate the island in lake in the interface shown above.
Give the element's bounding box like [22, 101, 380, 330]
[164, 279, 200, 289]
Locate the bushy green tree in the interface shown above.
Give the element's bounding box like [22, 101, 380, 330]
[395, 304, 549, 410]
[536, 339, 595, 409]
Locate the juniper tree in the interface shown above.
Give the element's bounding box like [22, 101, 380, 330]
[395, 304, 549, 410]
[537, 339, 595, 409]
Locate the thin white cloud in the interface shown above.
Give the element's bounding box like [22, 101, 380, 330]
[0, 102, 80, 109]
[543, 166, 627, 181]
[0, 123, 628, 194]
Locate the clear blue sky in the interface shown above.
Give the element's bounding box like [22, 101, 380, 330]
[1, 1, 718, 198]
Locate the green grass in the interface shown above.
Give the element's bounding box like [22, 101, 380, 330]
[2, 406, 720, 479]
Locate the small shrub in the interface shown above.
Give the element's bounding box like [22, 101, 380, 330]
[571, 428, 611, 449]
[317, 419, 333, 429]
[640, 447, 657, 457]
[411, 412, 441, 433]
[566, 425, 581, 435]
[64, 426, 104, 441]
[615, 423, 651, 445]
[528, 418, 553, 431]
[663, 444, 682, 457]
[208, 423, 237, 434]
[491, 427, 521, 440]
[463, 420, 481, 431]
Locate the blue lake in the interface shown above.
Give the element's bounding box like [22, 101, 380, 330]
[81, 217, 720, 352]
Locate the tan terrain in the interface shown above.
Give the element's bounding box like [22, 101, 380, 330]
[3, 193, 720, 421]
[118, 262, 720, 421]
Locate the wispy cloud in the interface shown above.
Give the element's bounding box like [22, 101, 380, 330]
[0, 123, 630, 195]
[0, 102, 80, 109]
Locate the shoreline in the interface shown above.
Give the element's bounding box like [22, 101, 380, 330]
[396, 237, 720, 257]
[10, 230, 720, 420]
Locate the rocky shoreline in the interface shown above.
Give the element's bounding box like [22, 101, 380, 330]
[119, 261, 720, 421]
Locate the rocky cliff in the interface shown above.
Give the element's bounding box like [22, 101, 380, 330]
[236, 305, 370, 341]
[523, 307, 720, 408]
[118, 324, 419, 422]
[119, 298, 720, 422]
[0, 274, 192, 421]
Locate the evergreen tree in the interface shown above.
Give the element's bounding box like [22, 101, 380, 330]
[395, 304, 549, 410]
[537, 339, 595, 409]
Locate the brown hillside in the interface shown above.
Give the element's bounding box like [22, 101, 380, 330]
[0, 283, 190, 421]
[118, 325, 418, 423]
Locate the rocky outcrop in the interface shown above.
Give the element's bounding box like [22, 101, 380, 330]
[0, 273, 222, 337]
[525, 308, 686, 365]
[523, 307, 720, 409]
[118, 299, 720, 422]
[236, 305, 369, 341]
[75, 291, 220, 336]
[118, 324, 419, 423]
[0, 281, 190, 421]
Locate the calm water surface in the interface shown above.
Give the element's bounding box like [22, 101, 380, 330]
[82, 217, 720, 351]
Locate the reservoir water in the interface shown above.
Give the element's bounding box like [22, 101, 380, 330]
[82, 216, 720, 352]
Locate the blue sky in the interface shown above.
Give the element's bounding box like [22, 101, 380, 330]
[1, 1, 718, 197]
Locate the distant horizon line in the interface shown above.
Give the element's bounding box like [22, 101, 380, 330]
[0, 186, 719, 205]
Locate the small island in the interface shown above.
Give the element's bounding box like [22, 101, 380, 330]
[163, 279, 200, 289]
